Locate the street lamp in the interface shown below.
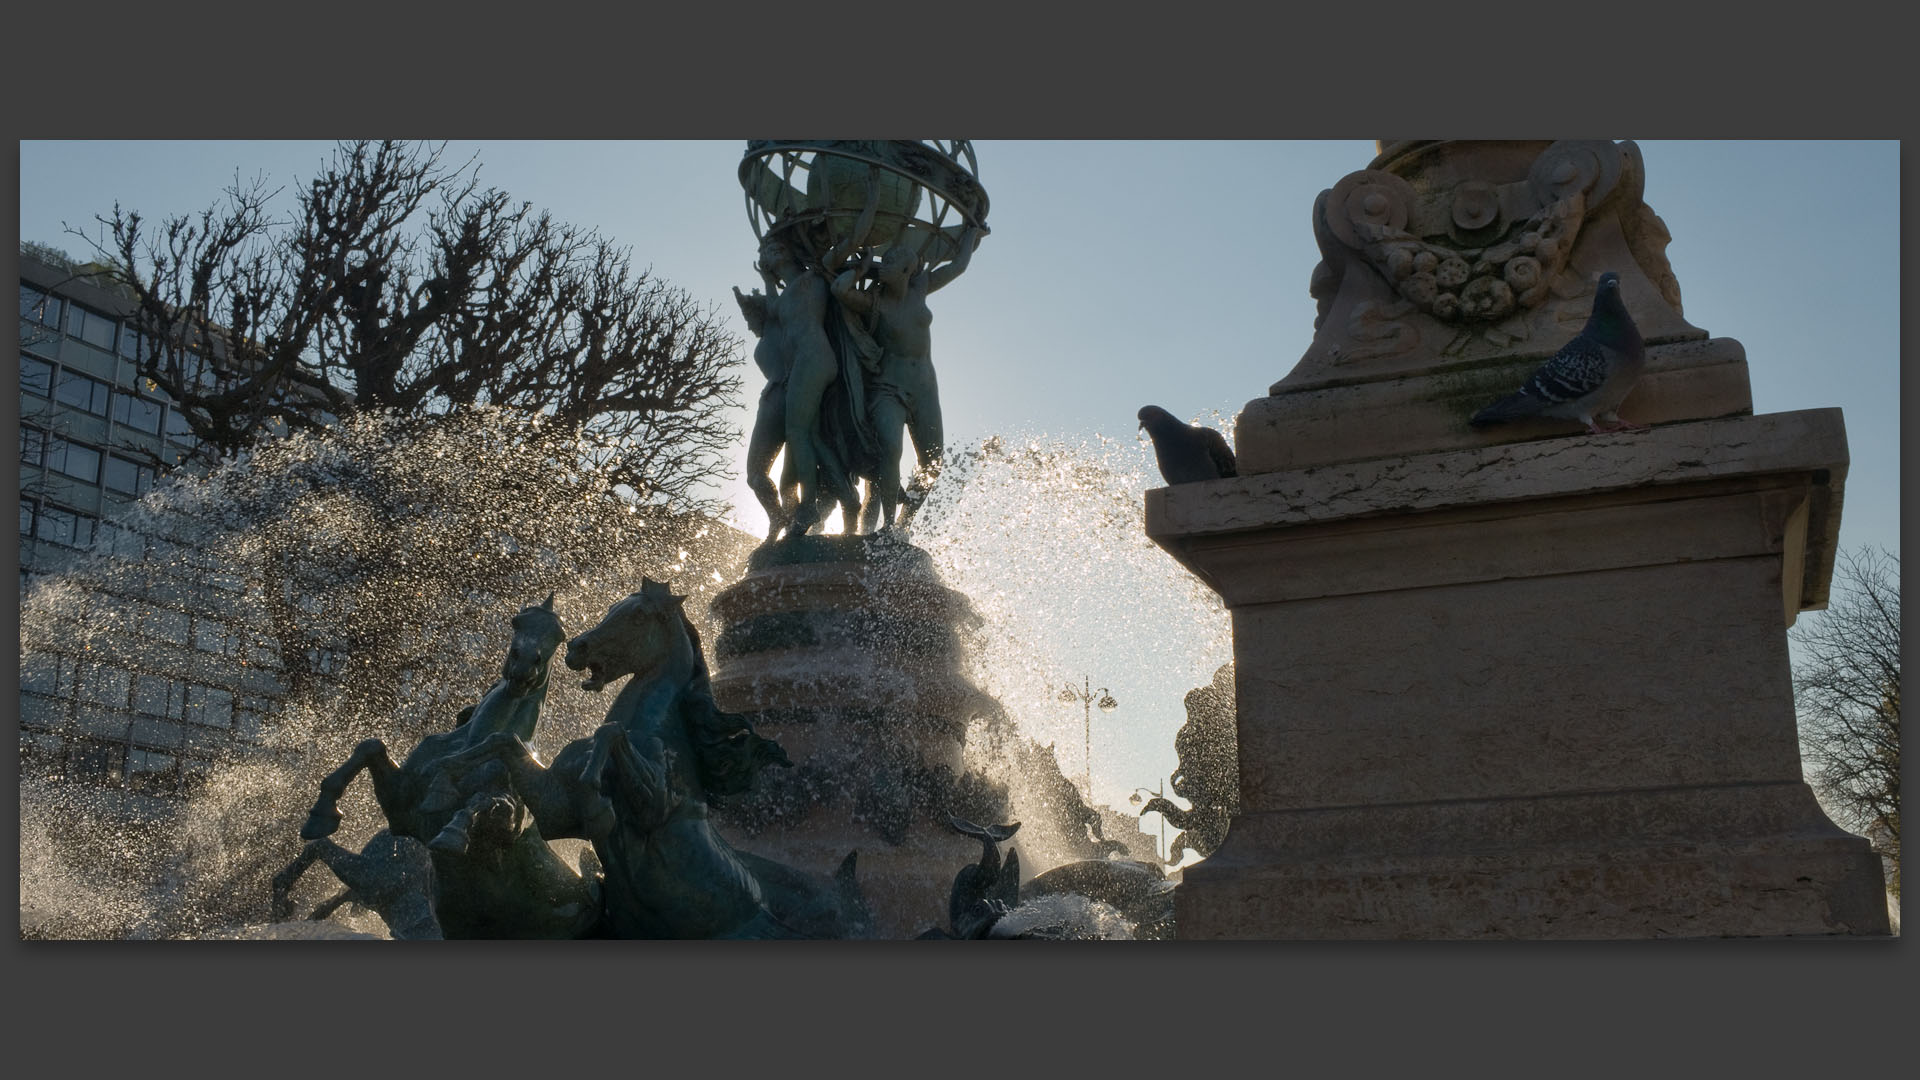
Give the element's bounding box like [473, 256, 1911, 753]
[1058, 675, 1118, 797]
[1129, 781, 1168, 863]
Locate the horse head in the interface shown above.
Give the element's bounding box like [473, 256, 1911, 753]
[565, 578, 693, 694]
[501, 593, 566, 692]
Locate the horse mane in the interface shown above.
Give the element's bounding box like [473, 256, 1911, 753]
[675, 610, 793, 800]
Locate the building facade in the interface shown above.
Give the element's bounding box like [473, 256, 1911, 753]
[18, 251, 282, 805]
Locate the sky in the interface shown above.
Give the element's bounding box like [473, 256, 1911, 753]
[15, 140, 1903, 850]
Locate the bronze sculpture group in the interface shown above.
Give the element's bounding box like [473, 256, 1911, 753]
[733, 144, 986, 540]
[274, 586, 1181, 939]
[278, 584, 870, 939]
[277, 595, 599, 939]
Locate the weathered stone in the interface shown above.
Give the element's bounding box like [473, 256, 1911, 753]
[707, 536, 1007, 938]
[1251, 140, 1747, 475]
[1153, 410, 1847, 618]
[1238, 337, 1753, 474]
[1148, 408, 1887, 937]
[1147, 138, 1887, 937]
[1178, 788, 1888, 939]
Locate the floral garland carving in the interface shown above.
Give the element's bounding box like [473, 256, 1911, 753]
[1353, 192, 1584, 323]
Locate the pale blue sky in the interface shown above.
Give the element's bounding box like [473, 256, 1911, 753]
[17, 141, 1902, 834]
[20, 140, 1900, 555]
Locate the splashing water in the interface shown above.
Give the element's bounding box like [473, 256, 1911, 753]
[915, 429, 1232, 870]
[18, 409, 754, 939]
[18, 412, 1230, 936]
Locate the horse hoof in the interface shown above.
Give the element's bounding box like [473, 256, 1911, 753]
[269, 876, 297, 920]
[300, 807, 343, 841]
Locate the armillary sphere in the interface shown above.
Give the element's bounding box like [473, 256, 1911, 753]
[740, 140, 990, 271]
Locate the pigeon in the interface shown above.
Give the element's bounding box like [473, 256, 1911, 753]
[1138, 406, 1237, 485]
[1469, 271, 1647, 434]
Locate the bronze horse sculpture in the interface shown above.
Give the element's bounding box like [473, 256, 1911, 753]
[444, 579, 873, 938]
[278, 595, 601, 939]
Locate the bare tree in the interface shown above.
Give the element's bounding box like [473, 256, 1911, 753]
[1792, 546, 1900, 896]
[75, 140, 742, 511]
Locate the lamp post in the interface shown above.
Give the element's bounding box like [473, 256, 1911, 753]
[1130, 781, 1168, 863]
[1057, 675, 1118, 798]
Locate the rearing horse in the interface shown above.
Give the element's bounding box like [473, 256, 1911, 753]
[447, 579, 871, 939]
[281, 594, 601, 939]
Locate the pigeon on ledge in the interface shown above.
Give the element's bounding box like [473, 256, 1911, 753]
[1469, 271, 1648, 434]
[1139, 406, 1237, 485]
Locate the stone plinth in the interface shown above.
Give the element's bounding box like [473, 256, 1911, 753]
[1146, 410, 1890, 937]
[1267, 139, 1741, 473]
[706, 535, 1008, 938]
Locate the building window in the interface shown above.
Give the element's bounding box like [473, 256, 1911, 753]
[54, 369, 111, 416]
[95, 520, 147, 560]
[66, 738, 125, 783]
[185, 686, 234, 728]
[21, 354, 54, 396]
[33, 504, 96, 548]
[192, 617, 228, 654]
[111, 390, 165, 435]
[19, 653, 63, 696]
[178, 348, 220, 391]
[134, 673, 187, 720]
[65, 302, 119, 352]
[117, 326, 146, 361]
[78, 664, 133, 709]
[45, 437, 102, 484]
[165, 406, 196, 448]
[19, 284, 61, 327]
[126, 749, 180, 796]
[103, 454, 154, 497]
[140, 605, 191, 642]
[20, 425, 46, 467]
[20, 499, 36, 537]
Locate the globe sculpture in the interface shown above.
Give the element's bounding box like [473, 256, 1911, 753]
[740, 140, 989, 277]
[734, 140, 989, 539]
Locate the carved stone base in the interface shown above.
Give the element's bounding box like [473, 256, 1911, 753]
[735, 812, 982, 940]
[1147, 409, 1890, 939]
[1176, 785, 1888, 939]
[1239, 336, 1752, 474]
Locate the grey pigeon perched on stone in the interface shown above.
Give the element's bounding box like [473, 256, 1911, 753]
[1139, 406, 1237, 485]
[1469, 271, 1647, 434]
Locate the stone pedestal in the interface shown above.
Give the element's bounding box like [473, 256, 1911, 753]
[1144, 139, 1889, 938]
[705, 536, 1009, 938]
[1148, 411, 1888, 937]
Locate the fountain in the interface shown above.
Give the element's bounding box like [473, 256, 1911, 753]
[711, 140, 1168, 936]
[20, 139, 1897, 941]
[18, 143, 1204, 937]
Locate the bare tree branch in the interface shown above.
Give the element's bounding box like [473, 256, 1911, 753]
[1793, 546, 1901, 897]
[70, 139, 743, 512]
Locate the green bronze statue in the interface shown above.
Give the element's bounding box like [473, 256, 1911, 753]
[281, 595, 602, 939]
[736, 141, 988, 540]
[437, 581, 872, 938]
